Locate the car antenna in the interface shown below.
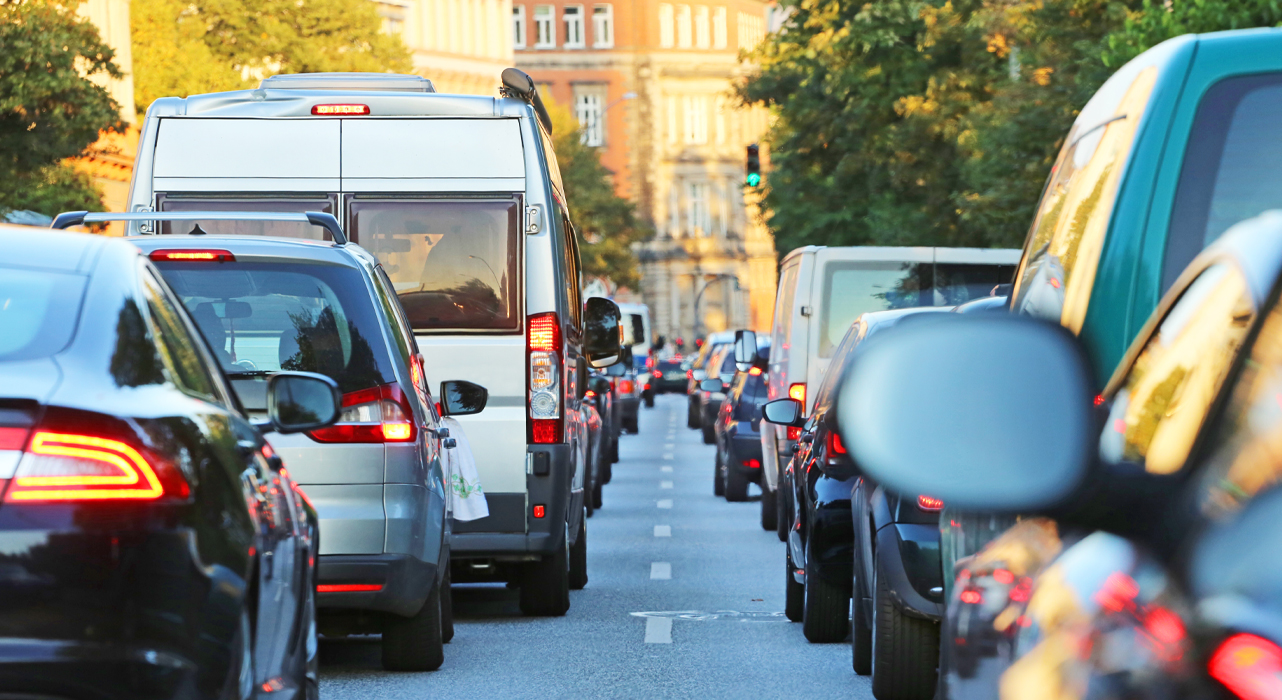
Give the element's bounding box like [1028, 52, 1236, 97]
[189, 223, 208, 235]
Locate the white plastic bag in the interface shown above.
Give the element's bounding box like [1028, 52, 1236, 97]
[442, 417, 488, 521]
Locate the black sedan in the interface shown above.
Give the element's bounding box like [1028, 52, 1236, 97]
[649, 358, 688, 394]
[0, 224, 339, 699]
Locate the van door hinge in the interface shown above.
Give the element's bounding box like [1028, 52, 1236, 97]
[526, 205, 542, 234]
[800, 306, 812, 317]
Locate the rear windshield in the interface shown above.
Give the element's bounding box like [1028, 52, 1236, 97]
[157, 196, 336, 240]
[818, 261, 1015, 357]
[348, 198, 520, 333]
[153, 261, 395, 406]
[0, 267, 87, 361]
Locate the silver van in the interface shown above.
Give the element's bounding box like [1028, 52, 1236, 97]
[760, 246, 1020, 533]
[125, 70, 621, 616]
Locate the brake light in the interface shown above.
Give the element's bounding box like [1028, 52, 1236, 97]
[644, 383, 652, 390]
[311, 104, 370, 115]
[619, 379, 635, 394]
[0, 427, 27, 450]
[5, 431, 183, 502]
[148, 249, 235, 262]
[528, 312, 562, 444]
[317, 583, 383, 593]
[1209, 633, 1282, 700]
[788, 383, 806, 405]
[917, 495, 944, 511]
[787, 426, 802, 440]
[748, 366, 763, 376]
[585, 390, 596, 398]
[828, 431, 847, 456]
[959, 587, 983, 605]
[743, 458, 761, 469]
[308, 384, 416, 443]
[686, 370, 693, 380]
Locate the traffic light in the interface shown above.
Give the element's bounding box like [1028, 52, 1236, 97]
[745, 143, 761, 187]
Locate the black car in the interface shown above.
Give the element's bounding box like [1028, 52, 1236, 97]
[650, 358, 688, 394]
[0, 224, 340, 698]
[698, 345, 738, 444]
[709, 339, 770, 504]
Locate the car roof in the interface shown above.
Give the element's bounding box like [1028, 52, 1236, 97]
[862, 305, 954, 332]
[128, 234, 376, 269]
[0, 224, 125, 274]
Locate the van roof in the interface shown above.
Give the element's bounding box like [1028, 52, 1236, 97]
[146, 89, 523, 120]
[260, 73, 436, 92]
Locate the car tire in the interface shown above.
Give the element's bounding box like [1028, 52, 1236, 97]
[785, 550, 804, 623]
[644, 394, 654, 408]
[609, 436, 619, 464]
[569, 512, 588, 590]
[441, 564, 454, 644]
[592, 470, 604, 510]
[725, 463, 749, 502]
[803, 553, 851, 643]
[381, 581, 445, 671]
[519, 528, 570, 617]
[702, 423, 715, 444]
[687, 398, 700, 428]
[625, 416, 639, 434]
[714, 451, 725, 496]
[761, 485, 778, 531]
[871, 562, 939, 700]
[603, 458, 613, 484]
[852, 594, 872, 675]
[584, 465, 595, 518]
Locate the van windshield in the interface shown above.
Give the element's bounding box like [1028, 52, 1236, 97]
[348, 199, 521, 333]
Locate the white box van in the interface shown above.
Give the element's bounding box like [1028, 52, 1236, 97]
[125, 70, 618, 616]
[760, 246, 1020, 503]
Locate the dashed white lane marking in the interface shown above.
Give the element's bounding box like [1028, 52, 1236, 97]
[660, 480, 673, 489]
[654, 525, 671, 537]
[660, 465, 673, 473]
[657, 499, 673, 509]
[650, 562, 671, 579]
[662, 453, 674, 460]
[664, 443, 674, 449]
[645, 616, 673, 643]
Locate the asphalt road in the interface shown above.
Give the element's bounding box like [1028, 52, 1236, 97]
[318, 393, 872, 699]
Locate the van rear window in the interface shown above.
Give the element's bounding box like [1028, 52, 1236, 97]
[348, 199, 520, 333]
[157, 196, 337, 240]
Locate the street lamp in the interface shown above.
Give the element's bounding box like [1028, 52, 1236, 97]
[692, 273, 740, 342]
[604, 91, 637, 113]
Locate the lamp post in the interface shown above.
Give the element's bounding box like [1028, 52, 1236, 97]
[692, 273, 740, 342]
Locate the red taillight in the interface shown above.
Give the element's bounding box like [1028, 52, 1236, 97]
[528, 313, 563, 444]
[5, 431, 177, 502]
[312, 104, 370, 115]
[532, 420, 560, 444]
[959, 587, 983, 605]
[317, 583, 383, 593]
[992, 568, 1014, 585]
[585, 390, 596, 398]
[788, 382, 806, 405]
[1209, 633, 1282, 700]
[787, 426, 802, 440]
[686, 369, 693, 380]
[743, 458, 761, 469]
[532, 504, 546, 518]
[0, 426, 28, 450]
[827, 431, 847, 456]
[619, 379, 635, 394]
[528, 312, 561, 352]
[644, 383, 652, 390]
[748, 366, 763, 376]
[917, 495, 944, 511]
[148, 249, 235, 262]
[308, 384, 416, 443]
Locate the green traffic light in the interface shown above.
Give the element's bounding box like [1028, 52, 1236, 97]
[746, 173, 761, 187]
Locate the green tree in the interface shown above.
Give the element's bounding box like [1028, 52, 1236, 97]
[131, 0, 247, 113]
[1102, 0, 1282, 68]
[545, 95, 650, 290]
[0, 0, 121, 217]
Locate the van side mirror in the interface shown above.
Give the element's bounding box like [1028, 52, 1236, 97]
[583, 297, 622, 368]
[440, 380, 488, 416]
[700, 378, 724, 393]
[762, 398, 804, 427]
[734, 330, 757, 371]
[837, 315, 1094, 512]
[265, 372, 341, 433]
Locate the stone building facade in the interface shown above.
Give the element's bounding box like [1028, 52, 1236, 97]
[513, 0, 778, 341]
[375, 0, 513, 95]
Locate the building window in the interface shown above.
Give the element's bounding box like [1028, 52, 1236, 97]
[687, 181, 709, 238]
[513, 5, 527, 48]
[575, 88, 605, 146]
[669, 185, 681, 237]
[659, 4, 674, 48]
[593, 4, 613, 48]
[666, 96, 678, 144]
[534, 5, 555, 47]
[695, 6, 710, 48]
[714, 96, 727, 144]
[737, 10, 763, 49]
[676, 5, 692, 48]
[713, 7, 727, 48]
[564, 5, 585, 48]
[683, 95, 708, 144]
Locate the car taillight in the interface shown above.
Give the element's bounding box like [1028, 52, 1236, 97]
[917, 495, 944, 511]
[619, 379, 635, 394]
[748, 366, 763, 376]
[743, 458, 761, 469]
[1209, 633, 1282, 700]
[787, 426, 802, 440]
[644, 382, 652, 390]
[585, 390, 596, 398]
[308, 383, 416, 443]
[312, 104, 370, 115]
[827, 431, 846, 456]
[528, 312, 562, 444]
[686, 369, 693, 380]
[788, 382, 806, 405]
[147, 249, 235, 262]
[5, 430, 189, 502]
[959, 586, 983, 605]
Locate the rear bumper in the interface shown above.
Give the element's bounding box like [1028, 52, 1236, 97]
[618, 397, 640, 419]
[449, 444, 572, 559]
[317, 553, 437, 617]
[725, 430, 764, 481]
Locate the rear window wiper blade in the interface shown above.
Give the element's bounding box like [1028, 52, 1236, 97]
[226, 370, 274, 378]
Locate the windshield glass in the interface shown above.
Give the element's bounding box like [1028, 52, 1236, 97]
[154, 261, 395, 407]
[0, 267, 87, 362]
[348, 198, 520, 333]
[157, 196, 335, 240]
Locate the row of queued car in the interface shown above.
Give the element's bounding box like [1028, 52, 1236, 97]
[0, 66, 637, 698]
[747, 26, 1282, 700]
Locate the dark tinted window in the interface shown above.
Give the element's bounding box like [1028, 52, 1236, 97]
[934, 264, 1017, 306]
[1165, 73, 1282, 289]
[141, 269, 219, 401]
[154, 261, 396, 406]
[0, 267, 87, 361]
[157, 195, 335, 240]
[348, 198, 520, 333]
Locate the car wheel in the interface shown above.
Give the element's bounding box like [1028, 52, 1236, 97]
[519, 527, 570, 617]
[592, 469, 604, 510]
[609, 436, 619, 464]
[569, 512, 588, 590]
[602, 458, 613, 484]
[713, 450, 725, 497]
[382, 580, 445, 671]
[441, 563, 454, 644]
[625, 416, 639, 433]
[724, 463, 749, 502]
[701, 423, 715, 444]
[803, 546, 851, 643]
[584, 465, 595, 518]
[871, 561, 939, 699]
[761, 485, 778, 531]
[644, 394, 654, 408]
[785, 549, 804, 623]
[852, 591, 872, 675]
[687, 398, 700, 428]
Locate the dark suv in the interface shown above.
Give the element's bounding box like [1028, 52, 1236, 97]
[710, 340, 770, 504]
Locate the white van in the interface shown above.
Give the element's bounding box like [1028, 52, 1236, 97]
[760, 246, 1020, 516]
[125, 70, 620, 617]
[616, 302, 652, 364]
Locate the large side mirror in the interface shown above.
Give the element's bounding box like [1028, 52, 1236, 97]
[700, 378, 724, 393]
[266, 372, 340, 434]
[734, 330, 758, 371]
[583, 297, 622, 368]
[836, 315, 1094, 512]
[762, 398, 804, 427]
[440, 380, 488, 416]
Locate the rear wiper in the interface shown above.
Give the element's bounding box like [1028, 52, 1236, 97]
[226, 370, 274, 378]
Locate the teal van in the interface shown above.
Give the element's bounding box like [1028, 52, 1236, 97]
[1013, 27, 1282, 382]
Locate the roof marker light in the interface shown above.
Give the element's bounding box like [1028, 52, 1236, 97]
[312, 104, 370, 116]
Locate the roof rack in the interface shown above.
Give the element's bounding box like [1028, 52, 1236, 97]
[259, 73, 436, 93]
[500, 68, 554, 135]
[51, 211, 348, 246]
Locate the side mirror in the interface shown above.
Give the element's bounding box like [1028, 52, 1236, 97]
[836, 315, 1094, 512]
[583, 297, 622, 368]
[700, 378, 724, 393]
[734, 330, 758, 371]
[266, 372, 341, 434]
[440, 380, 488, 416]
[762, 398, 804, 427]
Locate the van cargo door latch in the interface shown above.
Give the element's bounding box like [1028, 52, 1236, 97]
[526, 205, 542, 234]
[800, 306, 812, 317]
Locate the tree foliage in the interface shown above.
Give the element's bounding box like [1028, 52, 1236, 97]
[545, 96, 650, 291]
[0, 0, 122, 215]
